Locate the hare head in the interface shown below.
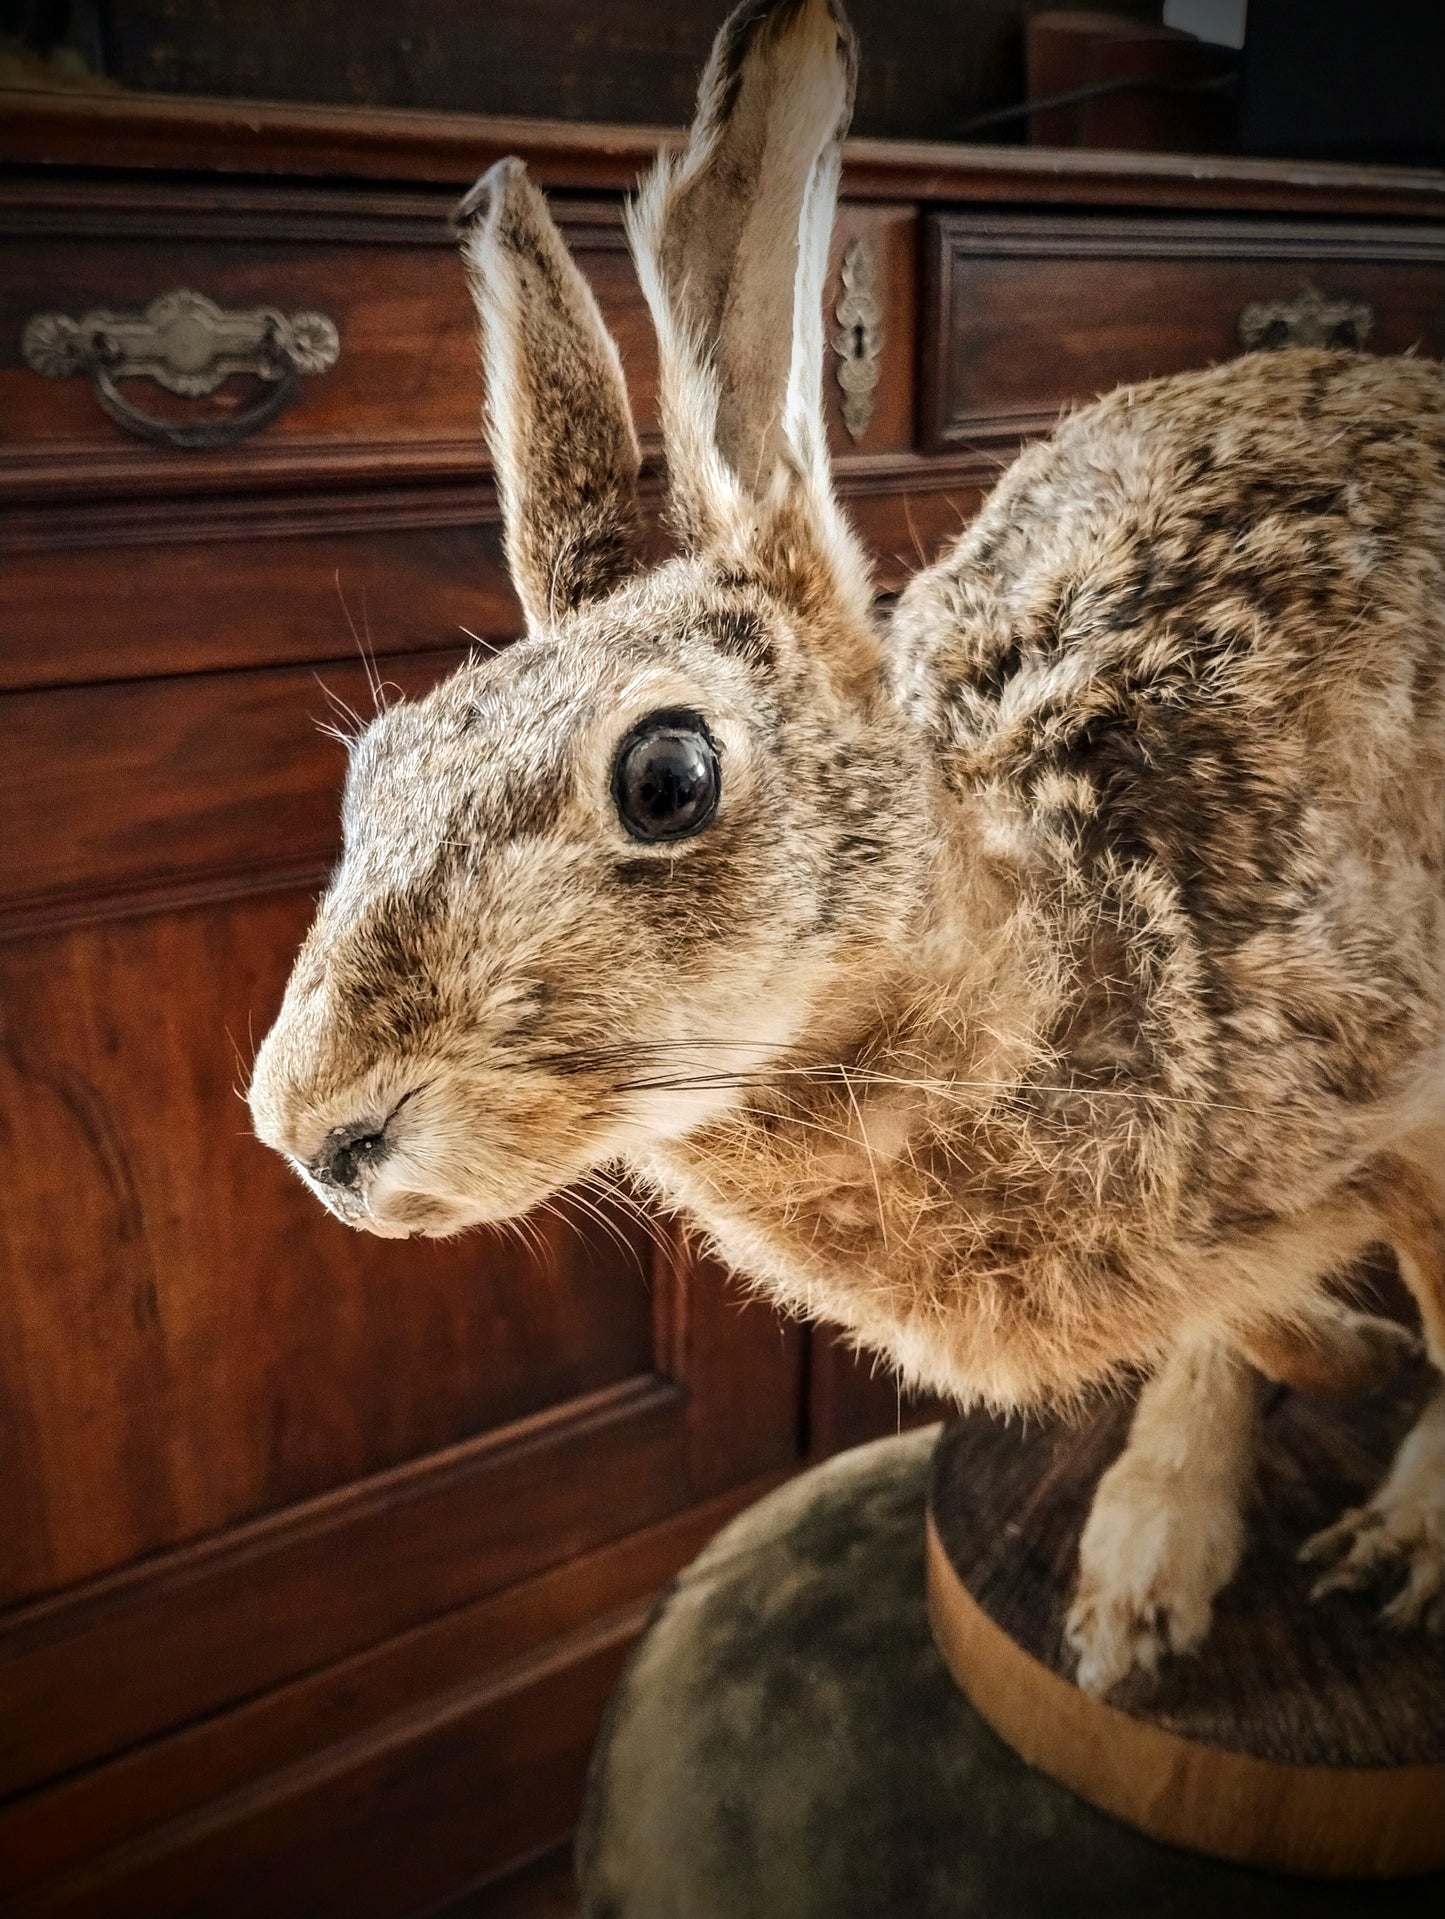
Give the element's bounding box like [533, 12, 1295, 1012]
[249, 0, 931, 1239]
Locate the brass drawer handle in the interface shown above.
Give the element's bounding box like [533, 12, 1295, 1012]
[22, 288, 340, 450]
[1237, 285, 1374, 353]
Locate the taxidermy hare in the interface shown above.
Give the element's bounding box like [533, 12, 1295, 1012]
[250, 0, 1445, 1695]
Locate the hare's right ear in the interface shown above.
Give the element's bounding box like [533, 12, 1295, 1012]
[629, 0, 858, 566]
[457, 159, 644, 633]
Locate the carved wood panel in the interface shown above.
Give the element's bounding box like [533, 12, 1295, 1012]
[0, 906, 671, 1609]
[0, 1482, 772, 1917]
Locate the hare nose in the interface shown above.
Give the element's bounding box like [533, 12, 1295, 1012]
[313, 1122, 389, 1190]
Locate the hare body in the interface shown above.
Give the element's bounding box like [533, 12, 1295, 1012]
[249, 0, 1445, 1692]
[649, 347, 1445, 1409]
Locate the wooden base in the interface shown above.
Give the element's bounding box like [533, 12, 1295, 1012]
[925, 1369, 1445, 1879]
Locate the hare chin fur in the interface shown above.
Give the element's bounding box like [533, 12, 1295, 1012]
[248, 0, 1445, 1682]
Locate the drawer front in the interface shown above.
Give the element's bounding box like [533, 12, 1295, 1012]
[3, 187, 915, 503]
[1, 480, 952, 694]
[0, 650, 460, 926]
[923, 213, 1445, 451]
[0, 513, 520, 692]
[2, 192, 655, 499]
[2, 326, 924, 696]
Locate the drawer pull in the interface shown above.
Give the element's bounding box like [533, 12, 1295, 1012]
[1237, 285, 1374, 354]
[22, 288, 340, 450]
[833, 238, 882, 440]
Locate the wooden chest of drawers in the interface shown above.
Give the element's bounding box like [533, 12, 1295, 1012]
[2, 94, 1443, 1917]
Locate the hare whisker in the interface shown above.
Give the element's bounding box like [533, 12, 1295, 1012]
[334, 570, 387, 716]
[554, 1182, 649, 1267]
[607, 1061, 1266, 1119]
[574, 1172, 674, 1265]
[313, 674, 368, 743]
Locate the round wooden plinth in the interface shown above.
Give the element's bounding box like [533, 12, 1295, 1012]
[926, 1367, 1445, 1879]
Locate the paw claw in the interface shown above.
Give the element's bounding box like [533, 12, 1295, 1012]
[1298, 1510, 1365, 1565]
[1309, 1564, 1369, 1604]
[1066, 1544, 1227, 1698]
[1066, 1593, 1166, 1699]
[1303, 1464, 1445, 1633]
[1378, 1552, 1444, 1632]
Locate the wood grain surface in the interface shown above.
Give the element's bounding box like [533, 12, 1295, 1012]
[6, 90, 1445, 214]
[927, 1363, 1445, 1875]
[923, 213, 1445, 454]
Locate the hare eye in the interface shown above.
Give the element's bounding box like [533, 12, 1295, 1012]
[612, 710, 720, 843]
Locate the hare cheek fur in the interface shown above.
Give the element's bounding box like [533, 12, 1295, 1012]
[248, 572, 933, 1235]
[249, 0, 1445, 1696]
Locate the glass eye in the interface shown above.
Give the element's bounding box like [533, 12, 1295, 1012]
[612, 710, 720, 843]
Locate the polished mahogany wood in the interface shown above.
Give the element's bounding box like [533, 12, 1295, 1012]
[0, 652, 460, 923]
[447, 1846, 578, 1919]
[7, 1606, 639, 1919]
[0, 515, 516, 694]
[807, 1326, 946, 1460]
[0, 458, 979, 695]
[0, 1377, 679, 1793]
[0, 193, 658, 502]
[0, 185, 910, 507]
[5, 89, 1445, 214]
[924, 211, 1445, 454]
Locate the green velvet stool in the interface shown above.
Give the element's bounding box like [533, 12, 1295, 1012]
[576, 1428, 1444, 1919]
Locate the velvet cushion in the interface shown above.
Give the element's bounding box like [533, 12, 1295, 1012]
[577, 1426, 1443, 1919]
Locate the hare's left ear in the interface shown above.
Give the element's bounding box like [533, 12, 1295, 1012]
[458, 159, 644, 633]
[630, 0, 866, 618]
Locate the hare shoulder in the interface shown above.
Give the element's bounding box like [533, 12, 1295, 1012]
[884, 347, 1445, 1244]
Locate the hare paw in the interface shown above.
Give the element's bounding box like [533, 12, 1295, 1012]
[1065, 1464, 1246, 1697]
[1303, 1503, 1445, 1630]
[1303, 1484, 1445, 1630]
[1065, 1585, 1206, 1700]
[1302, 1386, 1445, 1631]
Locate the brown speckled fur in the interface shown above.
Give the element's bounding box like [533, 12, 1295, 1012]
[250, 0, 1445, 1689]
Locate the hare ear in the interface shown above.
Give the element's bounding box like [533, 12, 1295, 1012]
[629, 0, 860, 565]
[457, 159, 645, 632]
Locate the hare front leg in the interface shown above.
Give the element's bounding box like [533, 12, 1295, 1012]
[1065, 1338, 1257, 1697]
[1303, 1150, 1445, 1633]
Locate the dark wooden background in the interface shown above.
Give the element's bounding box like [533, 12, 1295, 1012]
[5, 0, 1161, 137]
